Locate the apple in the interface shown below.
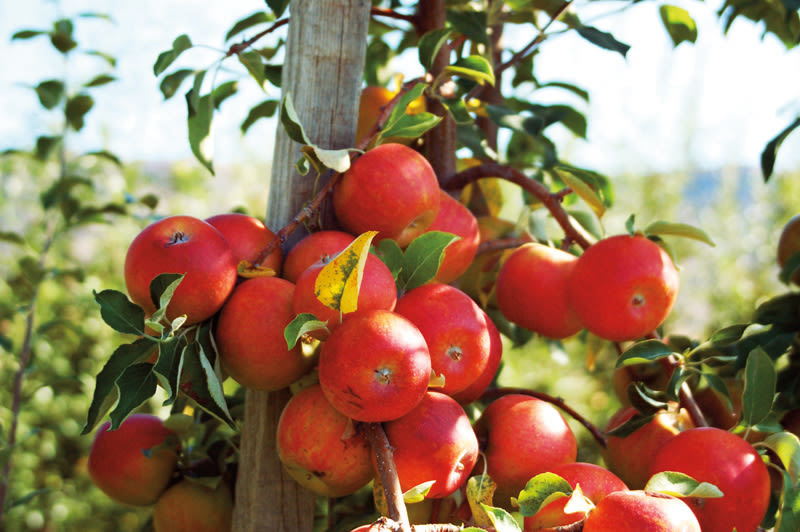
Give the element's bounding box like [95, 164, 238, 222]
[318, 309, 431, 422]
[282, 230, 355, 283]
[649, 427, 771, 532]
[474, 394, 578, 509]
[333, 143, 440, 248]
[87, 414, 178, 506]
[424, 190, 480, 284]
[355, 85, 425, 145]
[277, 384, 373, 497]
[152, 479, 233, 532]
[568, 234, 679, 342]
[215, 277, 310, 391]
[603, 405, 693, 489]
[292, 253, 397, 337]
[583, 490, 701, 531]
[394, 283, 500, 396]
[124, 215, 238, 325]
[382, 391, 479, 498]
[205, 212, 283, 274]
[495, 243, 583, 340]
[524, 462, 628, 530]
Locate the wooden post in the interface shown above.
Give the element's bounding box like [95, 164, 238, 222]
[232, 0, 371, 530]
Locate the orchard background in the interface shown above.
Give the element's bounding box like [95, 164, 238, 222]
[2, 0, 800, 531]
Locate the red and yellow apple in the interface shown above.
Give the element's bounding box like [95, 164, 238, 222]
[583, 490, 701, 531]
[282, 230, 355, 283]
[205, 212, 283, 274]
[424, 190, 480, 284]
[152, 479, 233, 532]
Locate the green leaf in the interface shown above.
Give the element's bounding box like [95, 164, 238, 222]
[82, 150, 122, 166]
[109, 363, 159, 429]
[576, 26, 630, 57]
[239, 51, 267, 89]
[153, 34, 193, 76]
[763, 432, 800, 483]
[265, 0, 290, 17]
[34, 80, 64, 110]
[279, 92, 310, 144]
[78, 12, 114, 22]
[702, 372, 733, 413]
[187, 92, 215, 174]
[377, 112, 442, 143]
[284, 313, 329, 349]
[65, 94, 94, 131]
[515, 472, 573, 517]
[557, 168, 605, 217]
[81, 338, 155, 434]
[400, 231, 460, 291]
[479, 503, 522, 532]
[447, 8, 489, 45]
[445, 55, 496, 86]
[659, 5, 698, 47]
[605, 411, 656, 438]
[441, 97, 473, 125]
[12, 29, 45, 40]
[148, 273, 185, 323]
[93, 289, 146, 335]
[383, 83, 427, 129]
[159, 69, 194, 100]
[741, 347, 776, 427]
[179, 342, 235, 427]
[263, 64, 282, 87]
[775, 468, 800, 532]
[625, 213, 636, 235]
[50, 19, 77, 54]
[375, 240, 404, 280]
[403, 481, 436, 503]
[644, 471, 724, 498]
[241, 100, 279, 133]
[538, 81, 590, 102]
[84, 74, 116, 87]
[0, 232, 24, 245]
[762, 117, 800, 182]
[418, 28, 454, 71]
[644, 220, 715, 247]
[7, 489, 50, 509]
[299, 145, 354, 173]
[153, 335, 186, 405]
[225, 11, 272, 42]
[616, 339, 674, 367]
[780, 251, 800, 284]
[84, 50, 117, 67]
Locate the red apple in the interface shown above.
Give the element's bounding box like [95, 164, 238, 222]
[152, 479, 233, 532]
[496, 243, 583, 339]
[475, 394, 578, 509]
[282, 230, 355, 283]
[215, 277, 309, 391]
[205, 212, 283, 274]
[277, 384, 373, 497]
[583, 490, 701, 531]
[383, 391, 479, 498]
[124, 215, 238, 325]
[394, 283, 500, 396]
[333, 143, 440, 248]
[87, 414, 178, 506]
[649, 427, 771, 532]
[603, 406, 693, 489]
[424, 190, 480, 284]
[318, 309, 431, 422]
[292, 253, 397, 337]
[524, 462, 628, 530]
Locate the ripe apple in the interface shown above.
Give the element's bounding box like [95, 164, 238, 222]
[355, 85, 425, 145]
[692, 379, 743, 430]
[394, 283, 500, 396]
[318, 309, 431, 422]
[649, 427, 771, 532]
[603, 405, 693, 489]
[87, 414, 178, 506]
[152, 479, 233, 532]
[282, 230, 355, 283]
[474, 394, 578, 509]
[777, 214, 800, 284]
[333, 143, 440, 248]
[568, 234, 679, 342]
[205, 212, 283, 274]
[424, 190, 480, 284]
[124, 215, 238, 325]
[292, 253, 397, 337]
[382, 391, 479, 499]
[495, 243, 583, 339]
[215, 277, 309, 391]
[583, 490, 701, 532]
[277, 384, 373, 497]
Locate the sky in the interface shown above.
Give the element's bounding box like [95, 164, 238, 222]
[2, 0, 800, 177]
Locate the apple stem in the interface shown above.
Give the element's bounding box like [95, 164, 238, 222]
[678, 381, 710, 428]
[442, 163, 592, 251]
[478, 387, 607, 449]
[364, 422, 412, 532]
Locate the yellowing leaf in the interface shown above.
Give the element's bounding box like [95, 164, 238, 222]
[478, 178, 505, 218]
[467, 474, 497, 528]
[559, 171, 606, 218]
[403, 480, 435, 503]
[429, 369, 446, 388]
[314, 231, 378, 313]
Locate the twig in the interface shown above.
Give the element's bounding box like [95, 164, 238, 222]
[679, 381, 709, 428]
[476, 237, 530, 256]
[364, 423, 412, 532]
[443, 163, 591, 250]
[478, 387, 607, 449]
[225, 18, 290, 57]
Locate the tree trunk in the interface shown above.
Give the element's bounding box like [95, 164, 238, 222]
[232, 0, 371, 530]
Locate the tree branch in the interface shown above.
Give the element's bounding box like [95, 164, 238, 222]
[443, 163, 592, 250]
[364, 423, 412, 532]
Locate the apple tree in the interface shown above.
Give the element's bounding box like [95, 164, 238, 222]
[76, 0, 800, 531]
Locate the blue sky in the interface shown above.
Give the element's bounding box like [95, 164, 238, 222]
[2, 0, 800, 176]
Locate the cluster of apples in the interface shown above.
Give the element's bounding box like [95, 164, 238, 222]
[495, 234, 681, 343]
